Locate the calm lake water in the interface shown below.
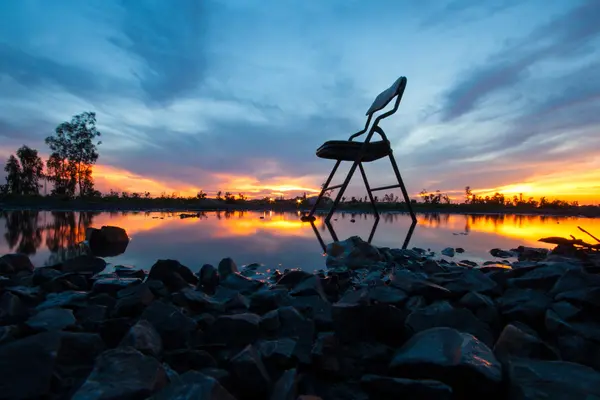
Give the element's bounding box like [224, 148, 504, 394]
[1, 210, 598, 272]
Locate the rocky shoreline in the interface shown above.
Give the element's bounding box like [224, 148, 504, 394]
[1, 231, 600, 399]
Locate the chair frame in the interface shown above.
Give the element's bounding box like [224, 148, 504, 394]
[306, 76, 417, 224]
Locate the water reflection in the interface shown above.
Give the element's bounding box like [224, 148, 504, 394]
[0, 210, 598, 271]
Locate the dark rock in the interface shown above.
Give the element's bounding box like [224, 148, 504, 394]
[360, 374, 452, 400]
[249, 288, 293, 313]
[290, 295, 333, 331]
[32, 266, 63, 285]
[193, 312, 216, 331]
[199, 368, 230, 386]
[90, 293, 117, 309]
[198, 263, 219, 291]
[113, 282, 155, 317]
[148, 259, 198, 291]
[0, 332, 61, 399]
[213, 286, 250, 311]
[36, 290, 88, 310]
[456, 247, 465, 254]
[430, 268, 498, 296]
[290, 275, 328, 300]
[86, 225, 130, 257]
[172, 288, 226, 313]
[93, 277, 142, 295]
[61, 255, 107, 274]
[507, 263, 579, 292]
[277, 306, 315, 364]
[119, 319, 163, 357]
[458, 292, 499, 326]
[493, 323, 559, 363]
[459, 259, 478, 267]
[441, 247, 455, 257]
[311, 332, 340, 374]
[146, 279, 170, 298]
[0, 253, 34, 275]
[555, 287, 600, 309]
[389, 327, 502, 396]
[114, 265, 146, 279]
[218, 257, 238, 280]
[26, 308, 76, 331]
[72, 347, 168, 400]
[141, 301, 197, 350]
[507, 358, 600, 399]
[497, 288, 551, 329]
[421, 259, 449, 274]
[0, 291, 29, 324]
[406, 301, 494, 347]
[549, 300, 582, 321]
[230, 345, 271, 398]
[490, 248, 514, 258]
[367, 285, 408, 306]
[389, 270, 452, 300]
[549, 267, 600, 296]
[515, 246, 549, 261]
[208, 313, 260, 346]
[271, 368, 298, 400]
[99, 318, 136, 347]
[0, 325, 19, 345]
[260, 309, 281, 332]
[257, 338, 298, 373]
[326, 236, 384, 269]
[220, 273, 263, 295]
[276, 269, 313, 289]
[164, 349, 217, 373]
[150, 371, 236, 400]
[40, 272, 89, 293]
[6, 285, 42, 304]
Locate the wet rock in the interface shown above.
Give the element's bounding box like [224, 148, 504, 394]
[421, 259, 448, 274]
[507, 358, 600, 399]
[148, 259, 198, 291]
[92, 277, 142, 295]
[119, 319, 163, 357]
[389, 327, 502, 396]
[441, 247, 455, 257]
[150, 371, 236, 400]
[311, 332, 340, 374]
[230, 345, 271, 398]
[99, 318, 136, 347]
[406, 301, 494, 347]
[458, 292, 499, 326]
[276, 270, 313, 289]
[213, 286, 250, 311]
[41, 272, 89, 293]
[555, 287, 600, 309]
[0, 325, 19, 345]
[555, 333, 600, 371]
[208, 313, 260, 346]
[141, 301, 197, 350]
[431, 269, 499, 296]
[164, 349, 217, 373]
[114, 265, 146, 279]
[172, 288, 226, 313]
[290, 275, 327, 300]
[257, 338, 298, 373]
[218, 257, 238, 280]
[0, 291, 29, 324]
[514, 246, 549, 261]
[290, 295, 333, 331]
[72, 347, 168, 400]
[36, 290, 88, 311]
[249, 288, 293, 314]
[549, 267, 600, 296]
[32, 266, 63, 285]
[490, 248, 514, 258]
[271, 368, 298, 400]
[507, 263, 579, 292]
[367, 285, 408, 306]
[277, 306, 316, 364]
[389, 270, 451, 300]
[497, 288, 551, 330]
[326, 236, 384, 269]
[61, 255, 107, 274]
[549, 300, 582, 321]
[113, 282, 155, 317]
[0, 253, 34, 275]
[220, 273, 263, 294]
[86, 226, 130, 257]
[26, 308, 76, 331]
[459, 259, 478, 267]
[493, 323, 559, 363]
[360, 374, 453, 400]
[199, 368, 230, 386]
[198, 263, 219, 291]
[260, 309, 281, 332]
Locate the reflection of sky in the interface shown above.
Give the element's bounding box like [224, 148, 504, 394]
[1, 211, 599, 271]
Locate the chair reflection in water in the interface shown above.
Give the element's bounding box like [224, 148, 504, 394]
[303, 76, 417, 250]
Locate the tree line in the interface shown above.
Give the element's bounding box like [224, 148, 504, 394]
[2, 112, 102, 198]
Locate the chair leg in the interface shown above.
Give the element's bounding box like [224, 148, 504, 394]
[358, 162, 380, 220]
[389, 153, 416, 223]
[325, 160, 359, 223]
[308, 160, 342, 218]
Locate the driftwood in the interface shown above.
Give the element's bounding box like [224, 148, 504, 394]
[578, 226, 600, 243]
[539, 228, 600, 251]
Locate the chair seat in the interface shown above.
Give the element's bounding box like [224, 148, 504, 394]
[316, 140, 391, 162]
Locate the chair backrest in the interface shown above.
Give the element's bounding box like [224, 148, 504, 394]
[365, 76, 407, 116]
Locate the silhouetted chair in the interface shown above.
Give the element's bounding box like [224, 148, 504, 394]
[305, 76, 417, 223]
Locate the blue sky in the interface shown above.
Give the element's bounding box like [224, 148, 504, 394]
[1, 0, 599, 202]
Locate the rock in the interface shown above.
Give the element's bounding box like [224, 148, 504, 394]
[311, 332, 340, 374]
[490, 248, 514, 258]
[212, 286, 250, 311]
[430, 269, 499, 296]
[326, 236, 384, 269]
[507, 263, 579, 292]
[271, 368, 298, 400]
[0, 253, 34, 275]
[220, 273, 263, 294]
[99, 318, 136, 348]
[459, 259, 478, 267]
[0, 291, 29, 324]
[119, 319, 163, 357]
[389, 270, 452, 300]
[441, 247, 455, 257]
[260, 309, 281, 332]
[140, 301, 197, 350]
[208, 313, 260, 346]
[218, 257, 238, 279]
[113, 282, 155, 317]
[92, 277, 142, 295]
[276, 270, 313, 289]
[389, 327, 502, 396]
[257, 338, 298, 373]
[277, 306, 316, 364]
[72, 347, 168, 400]
[507, 358, 600, 399]
[493, 323, 559, 363]
[86, 226, 130, 257]
[26, 308, 76, 331]
[61, 255, 107, 274]
[555, 287, 600, 309]
[249, 288, 293, 314]
[549, 268, 600, 296]
[455, 247, 465, 254]
[230, 345, 271, 398]
[514, 246, 549, 261]
[148, 259, 198, 291]
[367, 285, 408, 306]
[290, 275, 327, 300]
[32, 266, 64, 285]
[163, 349, 217, 373]
[198, 263, 219, 291]
[421, 259, 448, 274]
[150, 371, 236, 400]
[555, 333, 600, 371]
[290, 295, 333, 330]
[113, 265, 146, 279]
[406, 301, 494, 347]
[172, 288, 226, 313]
[36, 291, 89, 311]
[497, 288, 551, 330]
[199, 368, 230, 386]
[360, 374, 453, 400]
[458, 292, 499, 326]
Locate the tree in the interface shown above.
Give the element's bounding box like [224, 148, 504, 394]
[197, 190, 207, 200]
[3, 155, 21, 194]
[16, 146, 44, 195]
[45, 112, 102, 197]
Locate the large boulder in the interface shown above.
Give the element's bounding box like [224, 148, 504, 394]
[148, 260, 198, 291]
[61, 255, 107, 275]
[150, 371, 236, 400]
[325, 236, 385, 269]
[86, 226, 130, 257]
[0, 253, 34, 275]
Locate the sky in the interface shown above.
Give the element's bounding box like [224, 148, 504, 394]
[1, 0, 599, 203]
